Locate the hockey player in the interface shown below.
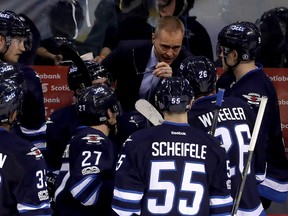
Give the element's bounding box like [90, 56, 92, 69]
[217, 21, 288, 208]
[180, 55, 266, 215]
[46, 60, 114, 172]
[0, 10, 47, 152]
[45, 60, 114, 211]
[0, 79, 52, 215]
[54, 84, 121, 216]
[112, 77, 233, 216]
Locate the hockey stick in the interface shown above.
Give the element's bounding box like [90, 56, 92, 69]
[59, 43, 92, 87]
[209, 88, 225, 136]
[231, 96, 268, 216]
[135, 99, 163, 126]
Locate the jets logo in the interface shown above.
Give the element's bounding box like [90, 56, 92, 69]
[82, 134, 105, 145]
[243, 93, 261, 105]
[27, 147, 43, 159]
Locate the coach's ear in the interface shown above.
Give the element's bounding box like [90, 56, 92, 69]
[152, 32, 156, 44]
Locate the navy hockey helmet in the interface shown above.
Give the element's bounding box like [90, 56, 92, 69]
[260, 7, 288, 24]
[67, 64, 86, 92]
[217, 21, 261, 61]
[76, 84, 121, 126]
[84, 60, 113, 86]
[178, 56, 216, 97]
[256, 7, 288, 44]
[0, 79, 24, 124]
[0, 10, 31, 49]
[0, 62, 25, 90]
[67, 60, 112, 93]
[155, 77, 194, 113]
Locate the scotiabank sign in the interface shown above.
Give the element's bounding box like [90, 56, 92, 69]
[34, 66, 288, 156]
[265, 68, 288, 156]
[32, 66, 73, 118]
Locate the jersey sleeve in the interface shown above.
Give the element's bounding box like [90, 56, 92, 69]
[205, 137, 233, 215]
[112, 137, 144, 216]
[16, 64, 47, 152]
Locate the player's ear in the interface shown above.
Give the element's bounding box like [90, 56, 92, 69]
[107, 108, 116, 125]
[231, 50, 239, 61]
[9, 111, 17, 124]
[188, 99, 194, 110]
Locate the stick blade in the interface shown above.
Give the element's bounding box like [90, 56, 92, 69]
[135, 99, 163, 126]
[59, 44, 92, 87]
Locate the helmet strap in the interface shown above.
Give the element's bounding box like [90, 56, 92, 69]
[223, 56, 240, 71]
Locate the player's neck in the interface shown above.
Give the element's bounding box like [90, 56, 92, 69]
[233, 61, 256, 82]
[163, 112, 188, 124]
[91, 124, 109, 136]
[194, 92, 215, 102]
[0, 125, 9, 131]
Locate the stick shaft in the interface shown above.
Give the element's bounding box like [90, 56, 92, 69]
[231, 96, 268, 215]
[248, 97, 268, 151]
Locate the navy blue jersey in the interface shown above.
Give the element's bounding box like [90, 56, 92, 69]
[0, 128, 52, 216]
[45, 104, 80, 171]
[220, 65, 288, 202]
[55, 126, 118, 216]
[189, 95, 266, 215]
[11, 64, 47, 151]
[112, 122, 233, 216]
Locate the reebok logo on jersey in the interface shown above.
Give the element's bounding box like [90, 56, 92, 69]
[82, 134, 104, 145]
[242, 93, 261, 105]
[27, 147, 43, 159]
[171, 131, 186, 136]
